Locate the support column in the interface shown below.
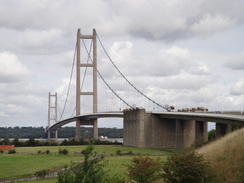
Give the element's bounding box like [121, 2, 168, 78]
[75, 29, 81, 141]
[92, 29, 98, 139]
[123, 108, 146, 147]
[216, 123, 231, 138]
[76, 119, 81, 140]
[163, 119, 177, 148]
[195, 121, 208, 142]
[93, 120, 98, 139]
[183, 120, 195, 148]
[55, 130, 58, 140]
[176, 119, 184, 150]
[47, 92, 58, 141]
[138, 108, 145, 148]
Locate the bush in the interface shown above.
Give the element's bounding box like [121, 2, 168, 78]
[208, 129, 216, 141]
[162, 151, 216, 183]
[124, 156, 162, 183]
[8, 149, 16, 154]
[59, 148, 68, 155]
[35, 169, 49, 179]
[116, 150, 121, 155]
[58, 143, 109, 183]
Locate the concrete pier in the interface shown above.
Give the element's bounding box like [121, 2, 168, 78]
[216, 123, 231, 138]
[123, 108, 208, 149]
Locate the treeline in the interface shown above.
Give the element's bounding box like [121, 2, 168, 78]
[0, 126, 123, 139]
[0, 137, 122, 147]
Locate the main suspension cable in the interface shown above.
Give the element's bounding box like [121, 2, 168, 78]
[96, 33, 166, 110]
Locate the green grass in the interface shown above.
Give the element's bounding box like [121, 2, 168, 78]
[0, 145, 174, 182]
[105, 155, 168, 178]
[0, 154, 82, 178]
[17, 178, 56, 183]
[14, 145, 174, 156]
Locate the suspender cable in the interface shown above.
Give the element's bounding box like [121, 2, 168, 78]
[96, 33, 166, 110]
[58, 42, 77, 121]
[80, 34, 132, 108]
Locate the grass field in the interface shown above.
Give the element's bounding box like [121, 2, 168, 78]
[0, 145, 173, 182]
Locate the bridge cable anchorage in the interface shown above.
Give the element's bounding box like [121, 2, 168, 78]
[80, 34, 133, 108]
[96, 33, 167, 110]
[58, 41, 77, 121]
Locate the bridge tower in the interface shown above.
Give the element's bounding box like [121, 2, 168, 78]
[47, 92, 58, 140]
[75, 29, 98, 140]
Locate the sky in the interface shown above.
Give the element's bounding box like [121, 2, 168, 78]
[0, 0, 244, 129]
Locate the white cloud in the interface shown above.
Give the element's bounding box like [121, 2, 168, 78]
[190, 14, 235, 36]
[0, 52, 29, 83]
[109, 41, 133, 64]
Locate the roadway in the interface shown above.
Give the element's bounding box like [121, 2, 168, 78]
[47, 112, 123, 132]
[153, 111, 244, 126]
[47, 111, 244, 132]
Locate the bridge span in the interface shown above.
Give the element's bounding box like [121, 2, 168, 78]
[48, 109, 243, 149]
[47, 112, 123, 132]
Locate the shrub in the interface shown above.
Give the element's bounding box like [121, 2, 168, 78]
[8, 149, 16, 154]
[46, 150, 50, 155]
[58, 143, 109, 183]
[162, 151, 216, 183]
[35, 169, 49, 179]
[116, 150, 121, 155]
[124, 156, 162, 183]
[59, 148, 68, 155]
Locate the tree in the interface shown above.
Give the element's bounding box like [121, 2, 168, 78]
[124, 156, 162, 183]
[58, 143, 109, 183]
[162, 151, 216, 183]
[208, 129, 216, 141]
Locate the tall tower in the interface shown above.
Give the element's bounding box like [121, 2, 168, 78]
[47, 92, 58, 139]
[76, 29, 98, 140]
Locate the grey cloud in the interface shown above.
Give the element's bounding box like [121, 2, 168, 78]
[1, 0, 243, 42]
[0, 28, 68, 54]
[230, 79, 244, 95]
[224, 55, 244, 70]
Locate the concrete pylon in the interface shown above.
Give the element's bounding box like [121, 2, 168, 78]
[76, 29, 98, 140]
[47, 92, 58, 140]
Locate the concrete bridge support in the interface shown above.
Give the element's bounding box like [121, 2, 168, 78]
[216, 123, 231, 138]
[123, 108, 146, 147]
[75, 119, 81, 140]
[123, 108, 208, 149]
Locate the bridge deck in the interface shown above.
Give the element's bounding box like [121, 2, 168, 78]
[153, 111, 244, 126]
[47, 111, 244, 132]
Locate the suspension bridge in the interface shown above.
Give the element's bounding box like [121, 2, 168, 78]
[46, 29, 244, 149]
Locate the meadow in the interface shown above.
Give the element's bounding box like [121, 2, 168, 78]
[0, 145, 173, 182]
[2, 128, 243, 183]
